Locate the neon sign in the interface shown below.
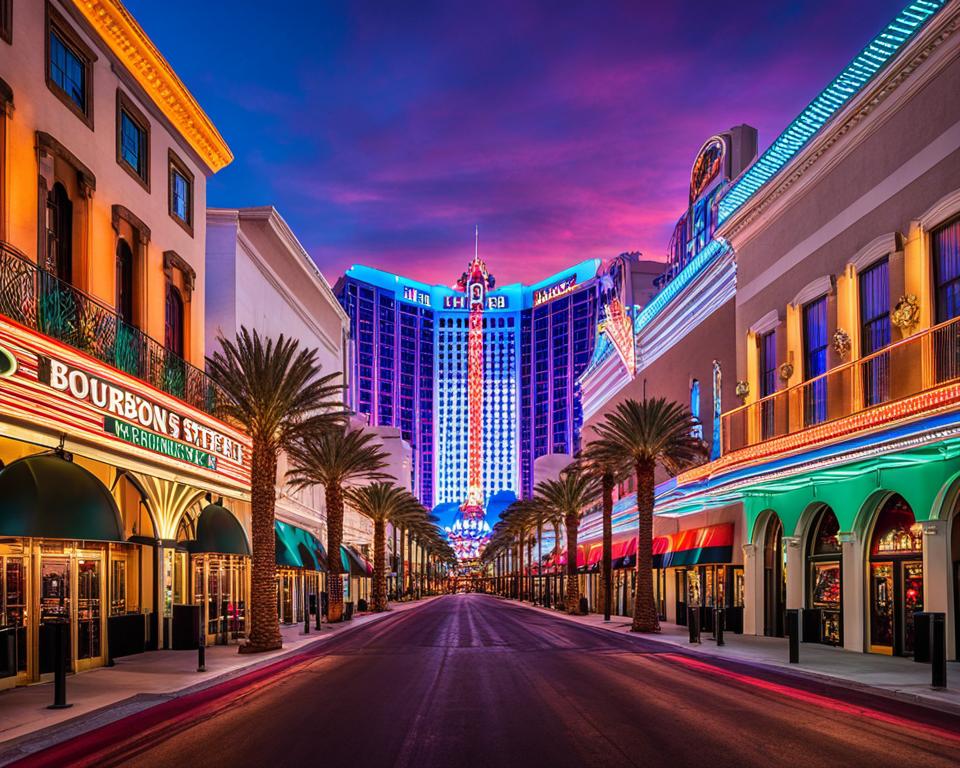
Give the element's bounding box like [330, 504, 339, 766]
[442, 294, 507, 310]
[533, 276, 577, 307]
[690, 136, 725, 203]
[600, 298, 635, 376]
[402, 286, 431, 306]
[40, 357, 245, 465]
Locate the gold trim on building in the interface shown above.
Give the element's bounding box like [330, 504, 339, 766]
[70, 0, 234, 173]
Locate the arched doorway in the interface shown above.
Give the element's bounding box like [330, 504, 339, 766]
[164, 284, 185, 357]
[116, 239, 135, 325]
[762, 513, 785, 637]
[806, 505, 841, 645]
[868, 494, 923, 656]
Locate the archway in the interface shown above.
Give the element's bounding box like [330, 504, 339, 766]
[867, 494, 923, 656]
[760, 512, 785, 637]
[805, 505, 842, 645]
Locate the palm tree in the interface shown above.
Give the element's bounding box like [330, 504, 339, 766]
[207, 328, 344, 653]
[288, 425, 389, 621]
[591, 397, 706, 633]
[345, 482, 423, 612]
[577, 444, 629, 622]
[534, 469, 600, 614]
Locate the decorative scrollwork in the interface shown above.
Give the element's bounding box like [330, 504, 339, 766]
[891, 294, 920, 330]
[832, 328, 852, 360]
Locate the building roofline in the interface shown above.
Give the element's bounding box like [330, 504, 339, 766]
[70, 0, 233, 174]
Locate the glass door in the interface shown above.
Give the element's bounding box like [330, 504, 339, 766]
[0, 557, 27, 680]
[869, 562, 895, 653]
[901, 561, 923, 656]
[39, 558, 71, 674]
[77, 559, 102, 666]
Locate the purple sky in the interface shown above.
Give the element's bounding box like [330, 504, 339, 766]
[127, 0, 907, 286]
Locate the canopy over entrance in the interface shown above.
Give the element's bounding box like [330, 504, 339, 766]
[0, 454, 123, 541]
[188, 503, 250, 556]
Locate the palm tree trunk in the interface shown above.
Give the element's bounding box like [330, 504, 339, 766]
[243, 442, 282, 652]
[564, 512, 580, 614]
[373, 519, 387, 612]
[602, 471, 614, 622]
[326, 482, 345, 623]
[518, 535, 525, 601]
[406, 529, 413, 597]
[631, 459, 659, 632]
[537, 521, 543, 605]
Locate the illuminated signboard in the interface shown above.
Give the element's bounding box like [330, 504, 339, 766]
[402, 285, 431, 306]
[0, 319, 251, 489]
[442, 295, 508, 310]
[533, 277, 577, 307]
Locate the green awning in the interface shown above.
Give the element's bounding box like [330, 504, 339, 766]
[275, 520, 324, 571]
[341, 545, 372, 577]
[0, 454, 123, 542]
[189, 503, 250, 556]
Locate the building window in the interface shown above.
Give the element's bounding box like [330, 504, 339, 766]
[1, 0, 12, 45]
[116, 240, 135, 326]
[116, 91, 149, 188]
[165, 284, 185, 357]
[168, 151, 194, 234]
[859, 258, 890, 406]
[758, 330, 777, 439]
[802, 297, 828, 426]
[45, 182, 73, 283]
[45, 5, 95, 128]
[934, 217, 960, 325]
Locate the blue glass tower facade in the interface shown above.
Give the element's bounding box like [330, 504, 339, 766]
[335, 259, 602, 508]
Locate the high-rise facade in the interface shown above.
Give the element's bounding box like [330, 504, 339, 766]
[335, 256, 654, 509]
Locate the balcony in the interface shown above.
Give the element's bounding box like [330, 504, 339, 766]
[0, 242, 228, 418]
[722, 315, 960, 454]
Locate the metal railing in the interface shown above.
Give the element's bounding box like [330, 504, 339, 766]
[0, 242, 229, 417]
[722, 314, 960, 453]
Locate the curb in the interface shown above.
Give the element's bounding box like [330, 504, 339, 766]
[0, 598, 437, 766]
[496, 597, 960, 718]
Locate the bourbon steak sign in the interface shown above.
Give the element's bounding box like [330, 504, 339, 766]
[38, 357, 245, 467]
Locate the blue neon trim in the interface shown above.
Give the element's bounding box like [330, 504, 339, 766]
[717, 0, 944, 224]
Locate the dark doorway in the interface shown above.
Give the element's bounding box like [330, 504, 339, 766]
[763, 514, 785, 637]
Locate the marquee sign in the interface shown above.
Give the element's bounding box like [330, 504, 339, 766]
[0, 318, 251, 489]
[442, 294, 507, 310]
[600, 298, 636, 376]
[402, 286, 431, 307]
[533, 276, 577, 307]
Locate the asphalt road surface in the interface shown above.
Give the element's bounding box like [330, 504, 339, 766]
[22, 594, 960, 767]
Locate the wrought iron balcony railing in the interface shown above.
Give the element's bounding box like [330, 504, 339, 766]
[721, 315, 960, 454]
[0, 241, 229, 418]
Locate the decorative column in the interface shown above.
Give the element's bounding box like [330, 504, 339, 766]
[742, 542, 761, 636]
[839, 531, 864, 652]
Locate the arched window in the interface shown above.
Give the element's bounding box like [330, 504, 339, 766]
[164, 284, 184, 357]
[806, 506, 842, 645]
[116, 239, 135, 325]
[46, 182, 72, 283]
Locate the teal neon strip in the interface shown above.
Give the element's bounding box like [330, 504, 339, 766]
[717, 0, 944, 223]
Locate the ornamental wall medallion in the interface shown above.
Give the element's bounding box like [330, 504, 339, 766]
[891, 294, 920, 330]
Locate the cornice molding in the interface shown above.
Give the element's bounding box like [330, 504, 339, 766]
[918, 186, 960, 228]
[70, 0, 233, 173]
[790, 274, 834, 308]
[749, 310, 781, 337]
[719, 6, 960, 246]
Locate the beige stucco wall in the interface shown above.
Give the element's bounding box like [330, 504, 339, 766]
[0, 0, 215, 367]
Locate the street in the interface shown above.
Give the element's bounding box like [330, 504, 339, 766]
[18, 594, 960, 768]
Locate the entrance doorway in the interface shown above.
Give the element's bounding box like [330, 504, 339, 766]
[806, 506, 842, 645]
[763, 514, 785, 637]
[953, 513, 960, 659]
[868, 495, 923, 656]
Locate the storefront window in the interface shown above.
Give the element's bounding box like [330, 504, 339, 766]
[111, 559, 126, 615]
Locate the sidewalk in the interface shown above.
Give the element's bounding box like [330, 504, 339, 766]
[510, 599, 960, 714]
[0, 599, 434, 763]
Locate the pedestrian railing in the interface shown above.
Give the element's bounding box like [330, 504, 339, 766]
[722, 315, 960, 453]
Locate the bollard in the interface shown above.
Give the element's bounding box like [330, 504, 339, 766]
[715, 607, 724, 647]
[303, 593, 310, 635]
[787, 609, 800, 664]
[47, 620, 72, 710]
[198, 613, 206, 673]
[688, 607, 700, 644]
[931, 612, 947, 690]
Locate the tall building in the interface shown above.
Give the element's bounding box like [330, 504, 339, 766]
[335, 254, 657, 510]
